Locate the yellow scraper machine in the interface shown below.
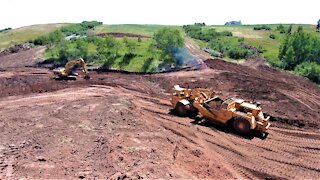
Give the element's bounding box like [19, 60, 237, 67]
[171, 85, 270, 136]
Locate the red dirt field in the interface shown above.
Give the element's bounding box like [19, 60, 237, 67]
[0, 42, 319, 179]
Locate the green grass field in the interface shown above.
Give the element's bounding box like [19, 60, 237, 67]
[207, 24, 319, 65]
[0, 23, 68, 50]
[87, 38, 159, 72]
[90, 24, 182, 36]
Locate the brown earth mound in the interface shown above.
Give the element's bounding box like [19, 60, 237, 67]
[205, 58, 320, 128]
[0, 43, 31, 57]
[0, 46, 45, 68]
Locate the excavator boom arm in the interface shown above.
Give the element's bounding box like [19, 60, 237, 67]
[64, 58, 88, 76]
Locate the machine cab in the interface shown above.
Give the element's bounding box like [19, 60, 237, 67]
[171, 85, 190, 108]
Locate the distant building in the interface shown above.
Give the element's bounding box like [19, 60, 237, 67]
[225, 20, 242, 25]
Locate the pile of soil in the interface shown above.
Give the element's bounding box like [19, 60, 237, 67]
[204, 58, 320, 128]
[0, 46, 45, 68]
[0, 43, 31, 57]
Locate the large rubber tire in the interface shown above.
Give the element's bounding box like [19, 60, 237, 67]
[232, 117, 251, 134]
[175, 102, 188, 117]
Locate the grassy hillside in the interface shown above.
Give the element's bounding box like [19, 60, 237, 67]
[90, 24, 182, 36]
[0, 23, 68, 50]
[207, 24, 319, 65]
[88, 38, 159, 72]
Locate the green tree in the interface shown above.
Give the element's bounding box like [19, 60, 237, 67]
[294, 62, 320, 83]
[287, 24, 292, 34]
[105, 36, 120, 59]
[277, 24, 286, 33]
[297, 25, 303, 33]
[153, 27, 184, 62]
[123, 37, 137, 55]
[148, 41, 160, 59]
[281, 46, 295, 69]
[279, 31, 320, 72]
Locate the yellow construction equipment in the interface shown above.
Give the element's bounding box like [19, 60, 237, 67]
[171, 85, 270, 135]
[53, 58, 90, 80]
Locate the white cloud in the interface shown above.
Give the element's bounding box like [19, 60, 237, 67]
[1, 0, 319, 29]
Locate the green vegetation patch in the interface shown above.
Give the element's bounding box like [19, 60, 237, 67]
[90, 24, 181, 36]
[45, 26, 185, 73]
[0, 23, 66, 50]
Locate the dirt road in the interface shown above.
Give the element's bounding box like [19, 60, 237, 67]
[0, 43, 320, 179]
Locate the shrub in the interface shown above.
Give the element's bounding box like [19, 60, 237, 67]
[208, 39, 229, 53]
[294, 62, 320, 84]
[228, 47, 249, 59]
[153, 27, 184, 62]
[279, 32, 320, 70]
[238, 37, 245, 42]
[277, 24, 284, 31]
[194, 22, 206, 26]
[253, 27, 262, 30]
[183, 25, 232, 41]
[220, 31, 233, 36]
[269, 34, 276, 39]
[253, 25, 271, 31]
[297, 26, 303, 33]
[0, 27, 12, 33]
[123, 38, 137, 55]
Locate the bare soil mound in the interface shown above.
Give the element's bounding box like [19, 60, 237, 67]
[0, 46, 45, 68]
[205, 58, 320, 128]
[0, 43, 31, 57]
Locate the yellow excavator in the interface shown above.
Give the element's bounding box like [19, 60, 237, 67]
[171, 85, 270, 136]
[53, 58, 90, 80]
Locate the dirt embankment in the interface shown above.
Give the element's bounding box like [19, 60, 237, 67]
[147, 58, 320, 129]
[204, 58, 320, 128]
[0, 46, 45, 68]
[0, 43, 31, 57]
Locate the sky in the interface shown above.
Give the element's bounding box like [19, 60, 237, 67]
[1, 0, 319, 29]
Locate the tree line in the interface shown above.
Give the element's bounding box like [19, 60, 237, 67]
[279, 30, 320, 83]
[0, 27, 12, 33]
[32, 21, 102, 45]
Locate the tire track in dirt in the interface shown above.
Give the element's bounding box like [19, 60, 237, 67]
[129, 91, 320, 179]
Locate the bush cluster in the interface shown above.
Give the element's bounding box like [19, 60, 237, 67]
[208, 39, 251, 59]
[33, 21, 102, 45]
[279, 31, 320, 83]
[0, 27, 12, 33]
[183, 25, 233, 42]
[253, 25, 271, 30]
